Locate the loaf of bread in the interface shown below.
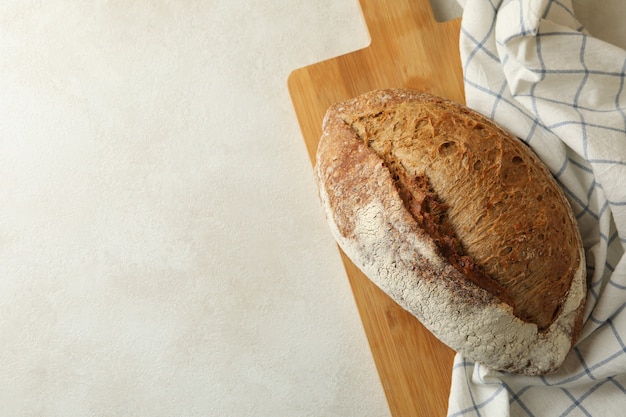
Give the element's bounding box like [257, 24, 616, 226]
[314, 89, 586, 375]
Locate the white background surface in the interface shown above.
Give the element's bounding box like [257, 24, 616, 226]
[0, 1, 392, 416]
[2, 0, 624, 416]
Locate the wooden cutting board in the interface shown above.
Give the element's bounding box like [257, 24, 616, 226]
[288, 1, 464, 416]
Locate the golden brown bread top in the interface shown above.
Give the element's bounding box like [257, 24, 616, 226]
[327, 89, 581, 330]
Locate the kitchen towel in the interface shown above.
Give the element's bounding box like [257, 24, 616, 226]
[448, 0, 626, 416]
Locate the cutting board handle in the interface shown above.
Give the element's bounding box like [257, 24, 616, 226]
[359, 0, 438, 46]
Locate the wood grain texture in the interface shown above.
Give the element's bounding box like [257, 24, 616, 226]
[288, 1, 464, 416]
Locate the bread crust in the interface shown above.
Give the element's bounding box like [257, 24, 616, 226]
[314, 89, 586, 375]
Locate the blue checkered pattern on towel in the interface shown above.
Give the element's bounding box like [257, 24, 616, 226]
[449, 0, 626, 416]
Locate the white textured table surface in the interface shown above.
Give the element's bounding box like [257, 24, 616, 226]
[0, 1, 389, 416]
[3, 1, 624, 416]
